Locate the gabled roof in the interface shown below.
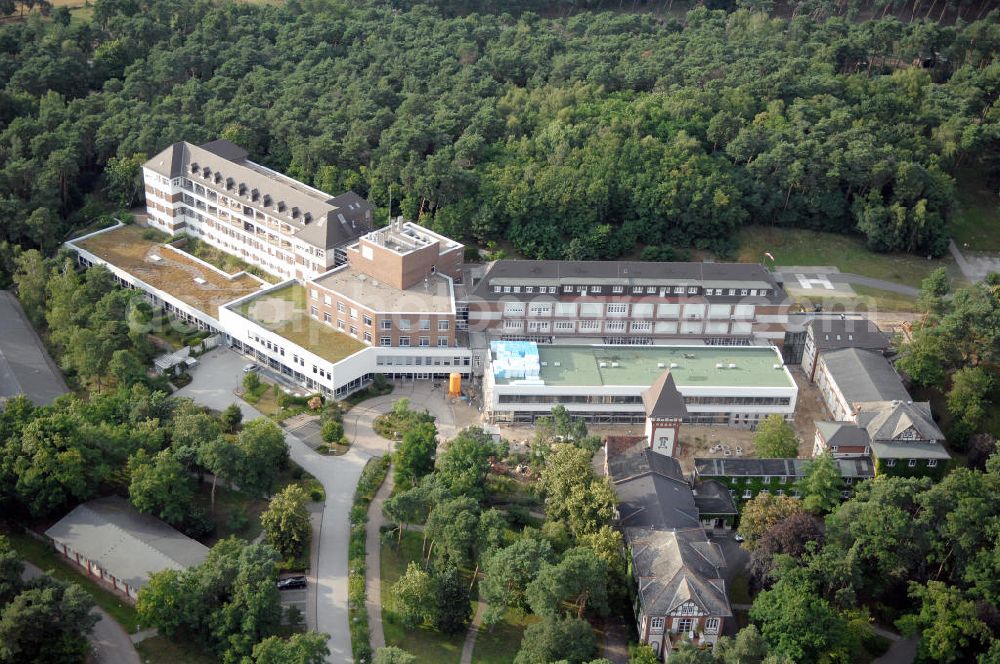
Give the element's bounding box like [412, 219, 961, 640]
[871, 440, 951, 460]
[807, 318, 891, 352]
[820, 348, 910, 404]
[45, 497, 209, 592]
[694, 456, 875, 479]
[608, 449, 701, 530]
[856, 400, 945, 442]
[627, 527, 731, 617]
[643, 370, 688, 420]
[815, 420, 871, 447]
[691, 480, 738, 516]
[144, 140, 372, 250]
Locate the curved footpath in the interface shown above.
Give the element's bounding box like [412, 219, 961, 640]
[176, 350, 460, 663]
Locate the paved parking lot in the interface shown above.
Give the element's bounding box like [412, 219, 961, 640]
[285, 417, 325, 450]
[279, 585, 308, 621]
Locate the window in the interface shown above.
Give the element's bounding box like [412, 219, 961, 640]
[438, 336, 449, 347]
[503, 286, 511, 293]
[886, 459, 896, 468]
[399, 319, 411, 331]
[419, 319, 430, 330]
[674, 286, 684, 294]
[323, 294, 331, 305]
[503, 320, 523, 330]
[631, 320, 652, 332]
[742, 489, 752, 499]
[399, 337, 410, 347]
[380, 337, 391, 346]
[590, 285, 601, 293]
[419, 337, 429, 347]
[380, 319, 391, 330]
[337, 320, 345, 330]
[310, 306, 318, 317]
[900, 428, 918, 440]
[907, 458, 917, 467]
[632, 286, 642, 294]
[350, 326, 358, 336]
[563, 285, 573, 293]
[350, 307, 358, 320]
[547, 286, 556, 294]
[528, 303, 551, 316]
[512, 286, 520, 293]
[676, 618, 693, 633]
[927, 459, 938, 468]
[705, 618, 720, 633]
[337, 302, 345, 313]
[310, 289, 318, 299]
[364, 315, 373, 326]
[647, 286, 656, 294]
[525, 286, 533, 293]
[438, 320, 450, 331]
[606, 320, 626, 332]
[579, 320, 600, 332]
[612, 285, 623, 293]
[493, 286, 501, 293]
[554, 321, 575, 331]
[323, 312, 332, 323]
[607, 303, 628, 315]
[688, 286, 697, 294]
[651, 617, 665, 630]
[364, 332, 372, 343]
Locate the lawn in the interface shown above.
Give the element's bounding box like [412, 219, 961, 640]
[735, 226, 960, 288]
[3, 531, 140, 633]
[135, 635, 219, 664]
[192, 483, 267, 547]
[472, 608, 537, 664]
[951, 168, 1000, 253]
[381, 531, 467, 663]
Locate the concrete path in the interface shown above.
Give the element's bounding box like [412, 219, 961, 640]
[949, 239, 1000, 282]
[366, 469, 394, 651]
[871, 625, 918, 664]
[459, 600, 487, 664]
[176, 349, 463, 664]
[21, 561, 141, 664]
[597, 617, 629, 664]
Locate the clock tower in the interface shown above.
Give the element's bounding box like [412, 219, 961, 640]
[642, 370, 688, 458]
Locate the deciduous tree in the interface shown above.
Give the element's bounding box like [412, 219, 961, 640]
[752, 415, 798, 458]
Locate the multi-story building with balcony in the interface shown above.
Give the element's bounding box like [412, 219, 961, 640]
[465, 261, 791, 359]
[142, 139, 373, 281]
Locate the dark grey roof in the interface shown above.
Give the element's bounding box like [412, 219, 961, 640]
[643, 370, 688, 419]
[870, 440, 951, 460]
[820, 348, 910, 404]
[815, 421, 871, 447]
[807, 318, 891, 352]
[0, 291, 68, 407]
[692, 480, 737, 516]
[144, 141, 372, 251]
[609, 449, 701, 530]
[45, 497, 209, 591]
[856, 400, 945, 443]
[473, 260, 787, 303]
[694, 456, 874, 480]
[627, 527, 731, 617]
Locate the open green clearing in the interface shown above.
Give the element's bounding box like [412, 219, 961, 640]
[471, 608, 535, 664]
[792, 284, 920, 314]
[951, 169, 1000, 253]
[736, 226, 961, 288]
[3, 531, 140, 633]
[381, 531, 466, 663]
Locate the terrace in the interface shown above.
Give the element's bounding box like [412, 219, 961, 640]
[234, 283, 366, 364]
[73, 224, 264, 319]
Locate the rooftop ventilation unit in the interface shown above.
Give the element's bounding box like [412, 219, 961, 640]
[728, 363, 737, 369]
[149, 255, 162, 262]
[193, 277, 206, 285]
[611, 362, 620, 368]
[553, 362, 561, 367]
[599, 362, 608, 368]
[657, 363, 665, 368]
[670, 362, 679, 368]
[541, 362, 548, 366]
[716, 363, 725, 369]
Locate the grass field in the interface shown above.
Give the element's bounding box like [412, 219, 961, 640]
[951, 168, 1000, 253]
[791, 284, 920, 314]
[736, 226, 960, 288]
[381, 531, 466, 663]
[472, 608, 536, 664]
[3, 530, 140, 632]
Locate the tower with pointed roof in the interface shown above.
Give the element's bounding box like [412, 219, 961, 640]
[643, 370, 688, 458]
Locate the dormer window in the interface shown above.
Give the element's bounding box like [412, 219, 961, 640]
[225, 177, 234, 190]
[190, 163, 199, 173]
[277, 201, 286, 213]
[214, 172, 222, 184]
[263, 194, 272, 207]
[238, 183, 247, 196]
[303, 212, 312, 224]
[291, 207, 300, 219]
[202, 167, 210, 178]
[251, 188, 260, 202]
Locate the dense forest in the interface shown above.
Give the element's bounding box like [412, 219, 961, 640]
[0, 0, 997, 275]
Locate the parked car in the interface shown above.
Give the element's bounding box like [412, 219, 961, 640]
[734, 533, 745, 543]
[277, 576, 307, 590]
[243, 363, 259, 374]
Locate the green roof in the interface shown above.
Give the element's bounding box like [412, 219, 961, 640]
[234, 283, 366, 364]
[494, 345, 793, 388]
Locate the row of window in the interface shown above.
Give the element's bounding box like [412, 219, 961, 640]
[502, 301, 756, 320]
[494, 284, 771, 298]
[309, 291, 450, 331]
[885, 458, 938, 468]
[375, 355, 472, 367]
[649, 617, 720, 633]
[495, 394, 790, 406]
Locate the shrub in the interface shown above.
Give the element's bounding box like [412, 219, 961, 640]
[226, 509, 250, 534]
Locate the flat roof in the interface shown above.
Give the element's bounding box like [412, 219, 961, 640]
[492, 345, 793, 388]
[0, 291, 69, 406]
[73, 224, 264, 319]
[312, 265, 453, 314]
[234, 283, 366, 364]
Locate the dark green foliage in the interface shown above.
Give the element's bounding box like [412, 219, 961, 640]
[393, 421, 437, 488]
[2, 2, 997, 287]
[513, 615, 597, 664]
[433, 565, 470, 635]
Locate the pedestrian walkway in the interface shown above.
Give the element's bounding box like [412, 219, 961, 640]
[366, 469, 394, 651]
[459, 600, 487, 664]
